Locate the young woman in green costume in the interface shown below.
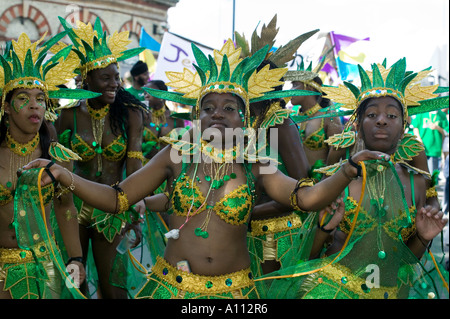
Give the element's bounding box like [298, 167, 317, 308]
[255, 58, 449, 299]
[54, 17, 146, 298]
[0, 33, 101, 299]
[23, 39, 386, 299]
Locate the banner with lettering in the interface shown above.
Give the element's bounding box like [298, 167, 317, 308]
[153, 32, 213, 84]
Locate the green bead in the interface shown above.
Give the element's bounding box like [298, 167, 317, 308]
[205, 175, 211, 182]
[6, 181, 12, 188]
[230, 173, 237, 179]
[223, 175, 230, 181]
[378, 251, 386, 259]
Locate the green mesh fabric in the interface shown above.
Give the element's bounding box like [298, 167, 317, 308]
[13, 168, 86, 299]
[255, 161, 449, 299]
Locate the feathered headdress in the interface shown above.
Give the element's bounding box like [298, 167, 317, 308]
[57, 16, 145, 79]
[234, 14, 319, 68]
[0, 32, 101, 122]
[143, 39, 316, 127]
[322, 58, 448, 149]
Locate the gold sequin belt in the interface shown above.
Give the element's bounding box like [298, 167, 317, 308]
[151, 256, 255, 294]
[0, 242, 51, 264]
[318, 262, 399, 299]
[250, 213, 303, 236]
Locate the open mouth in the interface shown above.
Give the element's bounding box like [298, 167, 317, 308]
[104, 90, 117, 99]
[29, 114, 41, 123]
[210, 123, 226, 128]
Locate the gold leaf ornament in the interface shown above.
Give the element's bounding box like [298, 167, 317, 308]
[321, 85, 357, 110]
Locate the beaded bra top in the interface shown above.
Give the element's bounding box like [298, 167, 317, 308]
[0, 182, 54, 207]
[170, 163, 256, 226]
[62, 108, 127, 162]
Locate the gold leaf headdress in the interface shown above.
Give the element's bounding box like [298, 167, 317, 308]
[0, 32, 101, 122]
[321, 58, 446, 130]
[57, 16, 144, 79]
[143, 39, 312, 127]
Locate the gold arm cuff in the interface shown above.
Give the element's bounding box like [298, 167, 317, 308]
[127, 151, 145, 162]
[426, 186, 438, 198]
[290, 178, 316, 212]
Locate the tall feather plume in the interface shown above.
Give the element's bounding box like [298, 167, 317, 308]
[269, 29, 319, 67]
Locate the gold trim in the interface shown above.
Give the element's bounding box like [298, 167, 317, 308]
[250, 213, 303, 236]
[315, 262, 399, 299]
[150, 256, 255, 294]
[0, 243, 51, 264]
[6, 131, 40, 156]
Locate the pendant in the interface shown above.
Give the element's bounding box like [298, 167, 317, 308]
[194, 227, 209, 238]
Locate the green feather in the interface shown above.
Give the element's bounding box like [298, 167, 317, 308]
[58, 16, 81, 50]
[40, 30, 68, 57]
[11, 51, 24, 77]
[93, 36, 104, 60]
[207, 55, 218, 84]
[191, 43, 210, 72]
[193, 63, 206, 85]
[0, 55, 12, 83]
[218, 54, 230, 82]
[72, 48, 88, 65]
[399, 72, 417, 94]
[43, 62, 58, 80]
[371, 63, 384, 88]
[230, 57, 248, 85]
[358, 64, 372, 92]
[93, 17, 103, 38]
[116, 47, 145, 62]
[81, 39, 95, 61]
[344, 81, 361, 100]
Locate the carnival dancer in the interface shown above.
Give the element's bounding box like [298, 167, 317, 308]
[54, 17, 146, 298]
[0, 32, 100, 299]
[256, 58, 449, 299]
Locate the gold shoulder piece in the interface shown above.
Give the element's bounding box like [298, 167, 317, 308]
[49, 142, 82, 162]
[398, 161, 431, 179]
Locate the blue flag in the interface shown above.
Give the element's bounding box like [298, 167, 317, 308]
[140, 27, 161, 52]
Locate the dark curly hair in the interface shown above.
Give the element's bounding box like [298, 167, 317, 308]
[108, 87, 146, 139]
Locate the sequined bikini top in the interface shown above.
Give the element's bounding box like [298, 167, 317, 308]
[0, 182, 54, 207]
[300, 118, 326, 151]
[170, 163, 256, 226]
[66, 108, 127, 162]
[338, 188, 416, 243]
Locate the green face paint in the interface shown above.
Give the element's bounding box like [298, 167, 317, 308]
[12, 93, 29, 112]
[12, 92, 46, 112]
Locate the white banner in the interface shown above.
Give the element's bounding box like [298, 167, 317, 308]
[153, 32, 213, 84]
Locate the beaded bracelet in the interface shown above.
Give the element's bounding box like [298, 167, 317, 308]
[290, 178, 316, 212]
[112, 182, 129, 214]
[426, 186, 438, 198]
[56, 167, 75, 198]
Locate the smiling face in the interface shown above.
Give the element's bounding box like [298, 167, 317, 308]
[199, 93, 244, 145]
[86, 63, 120, 105]
[4, 88, 46, 134]
[357, 96, 404, 154]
